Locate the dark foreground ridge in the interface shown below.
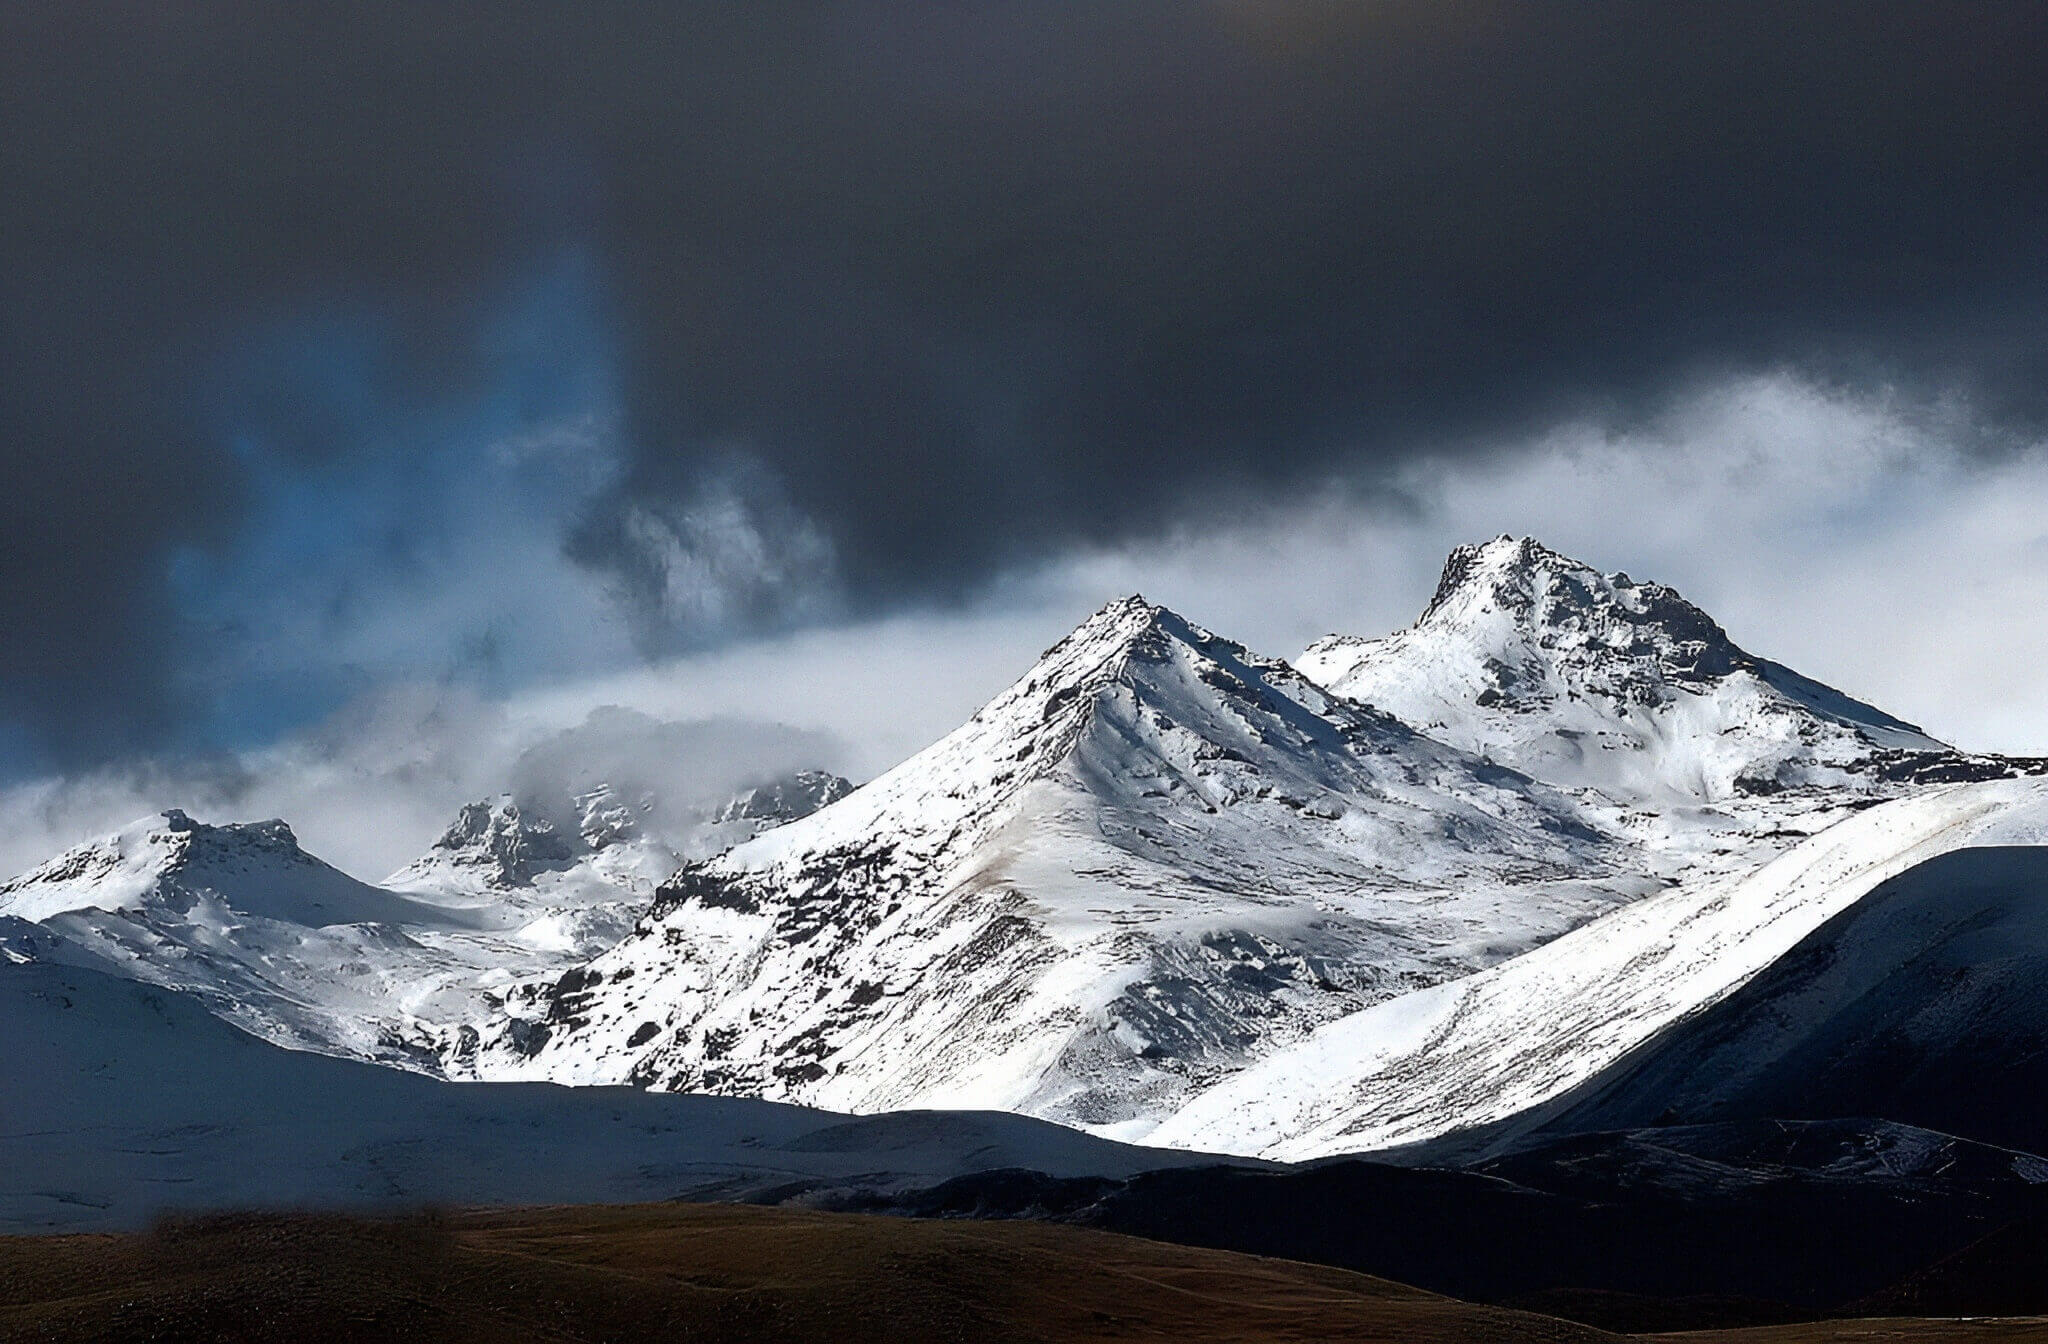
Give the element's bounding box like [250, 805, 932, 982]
[1, 1202, 1611, 1344]
[12, 1202, 2048, 1344]
[832, 1118, 2048, 1333]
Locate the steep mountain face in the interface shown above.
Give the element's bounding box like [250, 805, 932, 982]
[1149, 777, 2048, 1161]
[482, 596, 1642, 1131]
[1299, 536, 2015, 804]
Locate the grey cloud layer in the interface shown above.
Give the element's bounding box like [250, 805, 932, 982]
[5, 2, 2047, 763]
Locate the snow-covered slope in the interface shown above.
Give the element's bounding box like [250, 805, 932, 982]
[1507, 842, 2048, 1157]
[483, 596, 1643, 1132]
[0, 810, 513, 1062]
[1299, 536, 2016, 804]
[0, 955, 1236, 1233]
[1149, 777, 2048, 1161]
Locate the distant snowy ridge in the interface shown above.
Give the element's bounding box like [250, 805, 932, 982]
[386, 769, 856, 896]
[711, 770, 854, 824]
[0, 765, 851, 1072]
[483, 595, 1641, 1132]
[0, 808, 445, 926]
[0, 809, 502, 1062]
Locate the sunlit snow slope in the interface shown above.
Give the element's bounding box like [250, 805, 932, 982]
[1149, 777, 2048, 1160]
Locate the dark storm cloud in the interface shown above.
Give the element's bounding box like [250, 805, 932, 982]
[4, 1, 2047, 763]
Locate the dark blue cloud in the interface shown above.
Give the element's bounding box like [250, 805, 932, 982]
[4, 2, 2048, 768]
[169, 251, 633, 750]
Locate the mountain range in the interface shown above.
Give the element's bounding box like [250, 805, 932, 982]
[9, 534, 2048, 1267]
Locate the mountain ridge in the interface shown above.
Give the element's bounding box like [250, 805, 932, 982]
[481, 592, 1639, 1131]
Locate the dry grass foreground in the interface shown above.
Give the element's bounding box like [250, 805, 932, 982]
[5, 1202, 2048, 1344]
[0, 1201, 1608, 1344]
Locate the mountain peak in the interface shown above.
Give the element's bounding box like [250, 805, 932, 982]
[1419, 536, 1695, 636]
[1402, 537, 1748, 686]
[421, 796, 579, 888]
[1052, 593, 1167, 651]
[1089, 591, 1159, 623]
[152, 808, 303, 855]
[1301, 538, 1954, 800]
[1002, 595, 1201, 715]
[0, 809, 419, 927]
[1425, 535, 1571, 616]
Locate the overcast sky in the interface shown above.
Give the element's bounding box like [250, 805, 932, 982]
[5, 3, 2048, 874]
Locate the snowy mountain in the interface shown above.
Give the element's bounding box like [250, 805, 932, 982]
[481, 595, 1644, 1132]
[14, 536, 2048, 1213]
[0, 809, 514, 1063]
[0, 955, 1235, 1233]
[0, 763, 855, 1073]
[1298, 536, 2021, 804]
[1148, 776, 2048, 1161]
[0, 808, 437, 927]
[390, 796, 585, 890]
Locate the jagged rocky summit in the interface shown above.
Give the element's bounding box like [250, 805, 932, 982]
[1299, 535, 2027, 802]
